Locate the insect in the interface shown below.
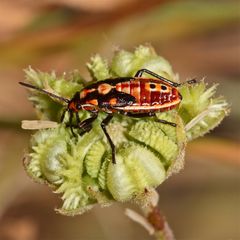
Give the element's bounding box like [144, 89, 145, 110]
[19, 69, 196, 164]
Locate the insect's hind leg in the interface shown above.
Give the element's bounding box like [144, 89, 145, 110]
[122, 112, 177, 127]
[135, 68, 198, 87]
[155, 118, 176, 127]
[134, 69, 180, 87]
[100, 114, 116, 164]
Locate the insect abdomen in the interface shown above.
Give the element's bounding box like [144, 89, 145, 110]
[115, 79, 181, 112]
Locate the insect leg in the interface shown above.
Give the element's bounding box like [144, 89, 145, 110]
[60, 108, 67, 122]
[75, 112, 81, 125]
[134, 69, 180, 87]
[121, 112, 155, 118]
[155, 118, 176, 127]
[68, 111, 76, 137]
[78, 112, 98, 135]
[121, 112, 177, 127]
[100, 114, 115, 164]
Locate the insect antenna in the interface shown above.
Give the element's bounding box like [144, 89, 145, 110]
[19, 81, 70, 103]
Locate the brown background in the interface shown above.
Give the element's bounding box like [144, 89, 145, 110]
[0, 0, 239, 239]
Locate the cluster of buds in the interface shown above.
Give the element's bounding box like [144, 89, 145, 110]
[22, 46, 229, 215]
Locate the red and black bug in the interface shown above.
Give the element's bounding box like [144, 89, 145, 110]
[19, 69, 196, 163]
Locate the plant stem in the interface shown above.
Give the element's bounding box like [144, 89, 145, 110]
[125, 189, 175, 240]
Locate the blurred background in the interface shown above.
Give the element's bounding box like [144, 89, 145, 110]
[0, 0, 239, 239]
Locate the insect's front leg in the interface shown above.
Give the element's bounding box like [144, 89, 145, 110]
[60, 108, 67, 123]
[64, 111, 81, 137]
[68, 110, 77, 137]
[75, 112, 81, 126]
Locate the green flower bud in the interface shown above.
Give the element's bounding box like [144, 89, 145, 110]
[24, 67, 84, 121]
[107, 143, 166, 201]
[86, 54, 111, 81]
[22, 45, 229, 215]
[179, 81, 229, 141]
[111, 45, 176, 80]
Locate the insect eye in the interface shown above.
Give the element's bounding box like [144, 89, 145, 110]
[161, 85, 168, 91]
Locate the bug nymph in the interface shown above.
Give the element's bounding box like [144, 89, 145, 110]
[19, 69, 197, 164]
